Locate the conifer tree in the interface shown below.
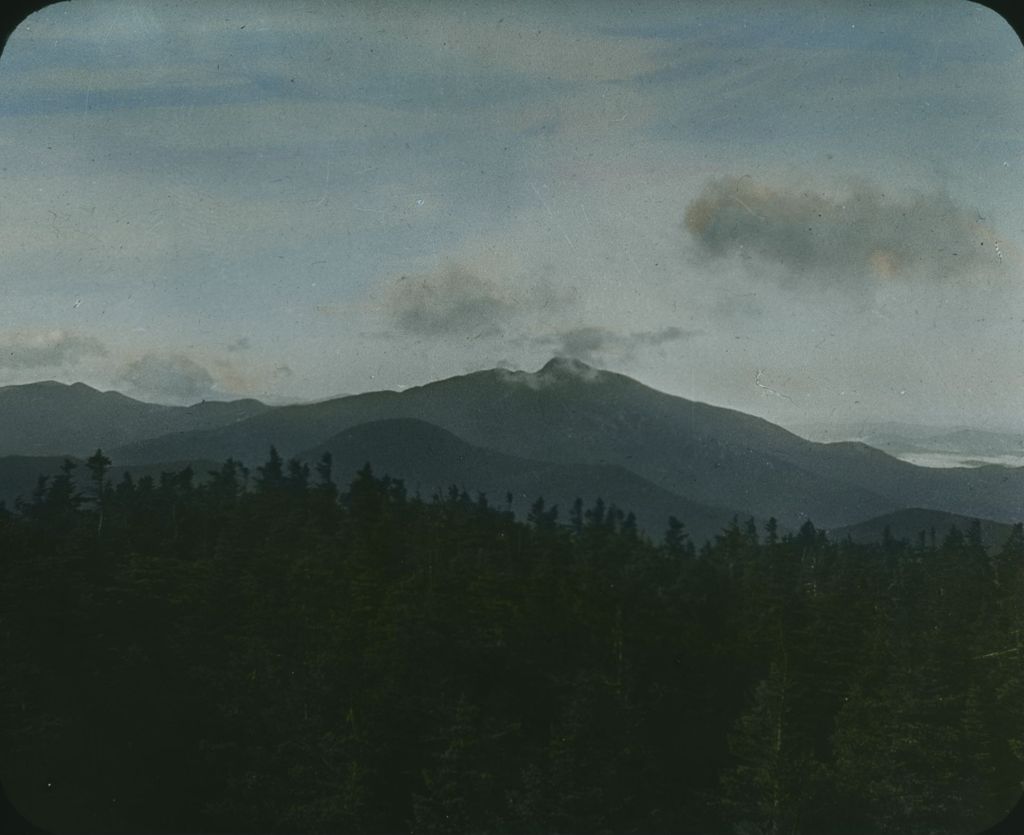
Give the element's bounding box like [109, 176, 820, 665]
[85, 448, 111, 535]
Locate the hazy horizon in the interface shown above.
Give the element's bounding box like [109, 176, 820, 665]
[2, 1, 1023, 432]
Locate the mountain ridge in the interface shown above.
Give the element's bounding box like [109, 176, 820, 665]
[0, 380, 270, 457]
[300, 417, 746, 541]
[4, 360, 1022, 532]
[101, 358, 1022, 529]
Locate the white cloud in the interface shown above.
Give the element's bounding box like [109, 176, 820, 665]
[117, 353, 217, 403]
[535, 324, 696, 363]
[0, 329, 108, 369]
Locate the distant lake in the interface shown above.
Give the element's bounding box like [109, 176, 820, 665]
[896, 452, 1024, 469]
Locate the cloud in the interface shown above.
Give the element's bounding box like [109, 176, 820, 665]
[684, 176, 1009, 292]
[632, 326, 695, 348]
[385, 264, 515, 337]
[226, 337, 251, 352]
[537, 325, 695, 363]
[0, 329, 108, 369]
[496, 357, 604, 389]
[118, 353, 217, 403]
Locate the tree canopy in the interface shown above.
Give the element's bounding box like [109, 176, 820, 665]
[1, 449, 1021, 833]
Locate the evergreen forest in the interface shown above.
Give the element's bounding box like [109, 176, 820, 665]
[2, 448, 1023, 834]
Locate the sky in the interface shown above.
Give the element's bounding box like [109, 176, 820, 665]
[1, 0, 1022, 432]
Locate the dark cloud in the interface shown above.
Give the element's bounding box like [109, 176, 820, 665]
[538, 325, 695, 363]
[684, 176, 1007, 290]
[118, 353, 217, 403]
[226, 337, 251, 352]
[632, 326, 695, 347]
[386, 265, 514, 337]
[0, 329, 108, 369]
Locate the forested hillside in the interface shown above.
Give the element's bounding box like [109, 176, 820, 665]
[1, 449, 1022, 833]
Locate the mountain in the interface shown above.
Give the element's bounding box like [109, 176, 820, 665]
[930, 428, 1024, 457]
[792, 420, 1024, 465]
[0, 421, 743, 542]
[108, 359, 891, 527]
[104, 358, 1024, 530]
[775, 440, 1024, 526]
[105, 359, 1024, 529]
[790, 420, 953, 448]
[830, 508, 1018, 553]
[0, 381, 269, 457]
[302, 418, 745, 542]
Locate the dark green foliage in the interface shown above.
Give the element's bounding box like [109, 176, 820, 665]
[0, 448, 1021, 833]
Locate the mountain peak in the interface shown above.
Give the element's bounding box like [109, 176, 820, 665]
[538, 356, 601, 379]
[489, 357, 608, 391]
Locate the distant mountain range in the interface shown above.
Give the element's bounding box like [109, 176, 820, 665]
[0, 380, 268, 457]
[792, 420, 1024, 465]
[831, 508, 1017, 552]
[305, 418, 743, 541]
[1, 359, 1021, 544]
